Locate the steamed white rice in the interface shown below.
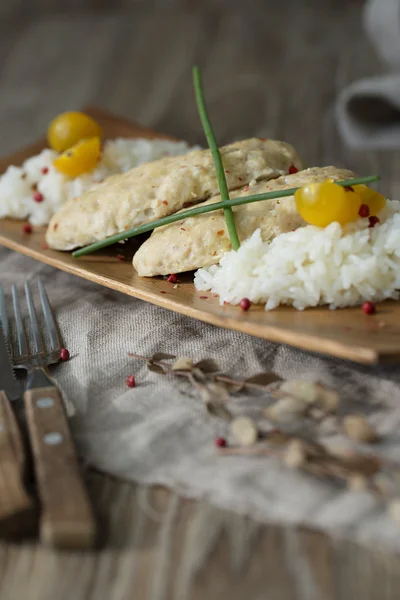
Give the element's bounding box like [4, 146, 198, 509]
[194, 200, 400, 310]
[0, 138, 199, 226]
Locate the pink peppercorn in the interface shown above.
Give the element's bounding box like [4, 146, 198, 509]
[167, 274, 178, 283]
[41, 167, 49, 175]
[362, 301, 376, 315]
[22, 223, 32, 234]
[126, 374, 136, 388]
[116, 254, 125, 261]
[240, 298, 251, 311]
[215, 437, 226, 448]
[368, 216, 380, 228]
[33, 191, 44, 203]
[288, 165, 298, 174]
[358, 204, 370, 218]
[60, 348, 70, 361]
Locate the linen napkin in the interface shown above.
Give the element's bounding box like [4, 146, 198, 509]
[4, 244, 400, 554]
[335, 0, 400, 149]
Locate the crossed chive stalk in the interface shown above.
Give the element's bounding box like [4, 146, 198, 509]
[73, 67, 380, 259]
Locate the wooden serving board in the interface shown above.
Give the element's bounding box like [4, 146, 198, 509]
[0, 107, 400, 365]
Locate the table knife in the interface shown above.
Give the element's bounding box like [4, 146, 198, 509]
[0, 326, 35, 537]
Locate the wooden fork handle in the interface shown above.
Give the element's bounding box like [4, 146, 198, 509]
[0, 391, 36, 538]
[24, 385, 96, 549]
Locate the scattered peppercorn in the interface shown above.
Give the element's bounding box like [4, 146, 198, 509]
[41, 167, 49, 175]
[22, 223, 32, 234]
[288, 165, 298, 174]
[344, 185, 354, 192]
[368, 216, 380, 228]
[199, 295, 208, 299]
[60, 348, 70, 361]
[126, 374, 136, 388]
[167, 274, 178, 283]
[362, 301, 376, 315]
[162, 200, 168, 206]
[358, 204, 370, 218]
[33, 191, 44, 203]
[240, 298, 251, 311]
[160, 291, 167, 294]
[116, 254, 125, 261]
[215, 437, 227, 448]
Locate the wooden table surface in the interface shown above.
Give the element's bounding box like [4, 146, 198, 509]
[1, 2, 400, 598]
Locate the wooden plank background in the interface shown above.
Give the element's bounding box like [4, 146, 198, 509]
[1, 2, 400, 598]
[0, 0, 360, 21]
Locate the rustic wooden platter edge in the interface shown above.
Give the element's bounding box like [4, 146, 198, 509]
[0, 107, 399, 366]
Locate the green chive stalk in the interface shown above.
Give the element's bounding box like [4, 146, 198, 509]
[72, 174, 380, 258]
[192, 66, 240, 251]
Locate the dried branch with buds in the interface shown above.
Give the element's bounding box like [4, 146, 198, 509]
[129, 351, 400, 525]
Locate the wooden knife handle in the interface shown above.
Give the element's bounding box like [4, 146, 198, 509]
[0, 390, 36, 538]
[24, 385, 96, 549]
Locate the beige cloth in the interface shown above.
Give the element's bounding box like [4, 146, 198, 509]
[3, 245, 400, 553]
[336, 0, 400, 149]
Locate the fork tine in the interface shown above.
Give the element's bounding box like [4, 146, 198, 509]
[12, 285, 28, 359]
[24, 282, 44, 355]
[0, 284, 9, 342]
[38, 280, 60, 351]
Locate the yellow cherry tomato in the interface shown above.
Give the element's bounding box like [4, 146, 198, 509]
[47, 111, 102, 152]
[295, 181, 362, 227]
[352, 184, 386, 216]
[53, 137, 101, 177]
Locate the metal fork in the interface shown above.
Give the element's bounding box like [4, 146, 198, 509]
[1, 280, 96, 549]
